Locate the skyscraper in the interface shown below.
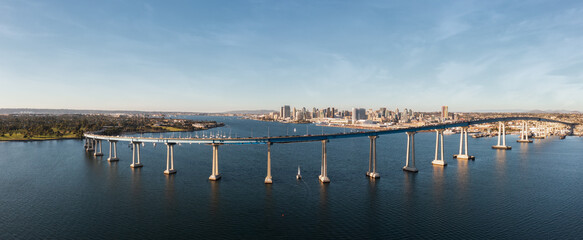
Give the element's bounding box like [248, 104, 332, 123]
[441, 106, 448, 119]
[352, 107, 366, 124]
[281, 105, 291, 119]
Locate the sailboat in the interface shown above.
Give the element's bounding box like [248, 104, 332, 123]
[296, 166, 302, 179]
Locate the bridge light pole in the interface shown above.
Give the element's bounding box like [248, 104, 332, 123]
[164, 142, 177, 175]
[403, 132, 418, 172]
[432, 129, 447, 166]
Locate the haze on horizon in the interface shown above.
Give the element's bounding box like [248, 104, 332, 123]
[0, 1, 582, 113]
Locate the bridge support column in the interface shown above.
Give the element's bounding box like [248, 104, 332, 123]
[265, 143, 273, 184]
[94, 140, 104, 156]
[454, 127, 474, 160]
[492, 122, 512, 150]
[319, 140, 330, 183]
[130, 142, 143, 168]
[403, 132, 418, 172]
[432, 129, 447, 166]
[517, 121, 533, 143]
[84, 138, 89, 151]
[209, 144, 221, 181]
[107, 140, 119, 162]
[367, 136, 380, 178]
[86, 138, 94, 152]
[164, 143, 177, 175]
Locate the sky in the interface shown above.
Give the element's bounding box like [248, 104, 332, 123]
[0, 0, 582, 113]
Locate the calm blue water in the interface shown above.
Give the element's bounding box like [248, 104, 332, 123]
[1, 116, 582, 239]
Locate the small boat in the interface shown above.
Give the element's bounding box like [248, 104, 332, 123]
[296, 166, 302, 179]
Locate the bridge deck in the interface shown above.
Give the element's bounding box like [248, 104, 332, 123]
[84, 117, 575, 145]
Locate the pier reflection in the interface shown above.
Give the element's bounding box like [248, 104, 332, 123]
[519, 142, 529, 156]
[519, 142, 530, 169]
[106, 160, 118, 183]
[403, 171, 417, 209]
[456, 159, 469, 193]
[495, 149, 507, 172]
[319, 182, 328, 208]
[264, 183, 274, 218]
[367, 176, 379, 216]
[164, 174, 176, 206]
[318, 182, 329, 226]
[130, 167, 142, 205]
[209, 181, 220, 215]
[432, 165, 445, 203]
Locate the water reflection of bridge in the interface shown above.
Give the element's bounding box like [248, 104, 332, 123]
[83, 117, 575, 183]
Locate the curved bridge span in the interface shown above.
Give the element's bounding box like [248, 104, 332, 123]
[82, 117, 575, 183]
[84, 117, 573, 145]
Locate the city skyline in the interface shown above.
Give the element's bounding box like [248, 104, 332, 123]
[1, 1, 582, 112]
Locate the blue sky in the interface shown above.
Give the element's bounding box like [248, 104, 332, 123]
[1, 0, 582, 112]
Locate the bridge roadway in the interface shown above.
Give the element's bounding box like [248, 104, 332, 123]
[84, 116, 574, 145]
[83, 116, 575, 183]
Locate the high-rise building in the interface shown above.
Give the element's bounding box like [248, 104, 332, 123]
[281, 105, 291, 119]
[352, 107, 366, 124]
[380, 108, 387, 117]
[441, 106, 448, 119]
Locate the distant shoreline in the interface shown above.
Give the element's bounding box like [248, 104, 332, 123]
[0, 125, 224, 142]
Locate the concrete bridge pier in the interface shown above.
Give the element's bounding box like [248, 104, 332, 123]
[209, 144, 222, 181]
[367, 136, 380, 178]
[164, 143, 177, 175]
[319, 140, 330, 183]
[130, 141, 143, 168]
[94, 140, 104, 156]
[492, 122, 512, 150]
[265, 143, 273, 184]
[454, 127, 474, 160]
[517, 121, 533, 143]
[432, 129, 447, 166]
[86, 138, 95, 152]
[107, 140, 119, 162]
[403, 132, 418, 172]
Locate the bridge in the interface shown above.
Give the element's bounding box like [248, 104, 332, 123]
[83, 117, 575, 183]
